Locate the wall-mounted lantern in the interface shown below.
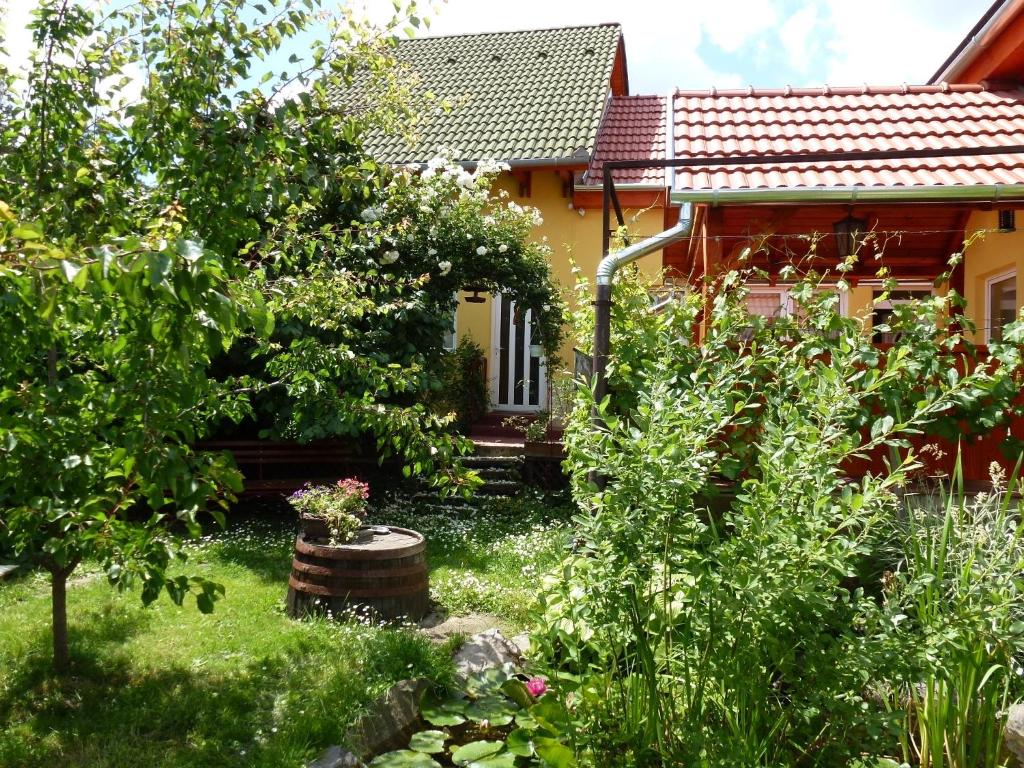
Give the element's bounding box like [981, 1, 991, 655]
[833, 211, 868, 258]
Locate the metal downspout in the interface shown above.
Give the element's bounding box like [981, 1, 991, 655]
[591, 203, 694, 413]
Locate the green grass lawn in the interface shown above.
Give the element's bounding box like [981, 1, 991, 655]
[0, 492, 573, 768]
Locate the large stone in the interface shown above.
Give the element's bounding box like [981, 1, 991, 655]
[344, 678, 430, 760]
[420, 612, 509, 643]
[308, 745, 364, 768]
[1007, 704, 1024, 767]
[452, 629, 522, 682]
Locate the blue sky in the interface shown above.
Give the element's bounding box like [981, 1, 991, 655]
[353, 0, 994, 92]
[2, 1, 997, 96]
[247, 0, 995, 100]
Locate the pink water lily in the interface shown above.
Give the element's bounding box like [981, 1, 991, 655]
[525, 677, 547, 697]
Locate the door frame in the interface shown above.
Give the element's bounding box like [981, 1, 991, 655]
[489, 293, 547, 412]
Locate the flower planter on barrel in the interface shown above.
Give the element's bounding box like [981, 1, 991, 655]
[286, 479, 429, 621]
[285, 525, 429, 621]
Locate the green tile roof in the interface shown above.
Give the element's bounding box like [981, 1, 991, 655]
[346, 24, 622, 164]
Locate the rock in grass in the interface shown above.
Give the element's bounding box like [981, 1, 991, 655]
[452, 629, 522, 682]
[1007, 704, 1024, 766]
[309, 745, 364, 768]
[345, 679, 431, 760]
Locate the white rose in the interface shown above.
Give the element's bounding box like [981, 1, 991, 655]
[360, 207, 379, 222]
[427, 248, 438, 256]
[498, 244, 508, 253]
[476, 246, 488, 256]
[438, 260, 452, 276]
[381, 250, 400, 264]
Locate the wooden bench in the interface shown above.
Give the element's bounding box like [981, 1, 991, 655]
[197, 440, 376, 496]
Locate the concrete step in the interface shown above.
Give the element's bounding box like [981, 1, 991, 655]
[461, 455, 523, 469]
[477, 466, 521, 482]
[469, 440, 524, 458]
[477, 480, 522, 496]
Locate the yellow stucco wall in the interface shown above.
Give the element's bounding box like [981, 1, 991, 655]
[963, 210, 1023, 344]
[455, 169, 665, 407]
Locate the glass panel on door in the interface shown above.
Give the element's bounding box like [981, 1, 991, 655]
[492, 294, 545, 410]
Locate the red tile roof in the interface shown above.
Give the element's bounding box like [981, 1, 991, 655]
[672, 84, 1024, 191]
[585, 95, 668, 186]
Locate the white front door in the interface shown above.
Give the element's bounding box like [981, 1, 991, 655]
[491, 293, 547, 411]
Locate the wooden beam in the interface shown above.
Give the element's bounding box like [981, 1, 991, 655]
[946, 210, 971, 333]
[700, 207, 725, 341]
[512, 170, 532, 198]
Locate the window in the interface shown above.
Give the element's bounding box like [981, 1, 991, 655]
[986, 272, 1016, 343]
[745, 289, 789, 320]
[998, 209, 1016, 232]
[442, 294, 457, 352]
[744, 286, 848, 322]
[871, 288, 933, 344]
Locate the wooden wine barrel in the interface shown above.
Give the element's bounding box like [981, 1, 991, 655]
[286, 526, 429, 621]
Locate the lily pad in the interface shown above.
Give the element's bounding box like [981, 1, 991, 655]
[466, 665, 513, 695]
[368, 750, 443, 768]
[465, 695, 517, 726]
[420, 694, 467, 727]
[535, 737, 575, 768]
[408, 730, 447, 754]
[451, 740, 504, 766]
[468, 753, 517, 768]
[506, 727, 534, 756]
[500, 679, 532, 709]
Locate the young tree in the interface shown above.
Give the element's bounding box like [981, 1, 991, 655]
[0, 209, 269, 672]
[0, 0, 566, 670]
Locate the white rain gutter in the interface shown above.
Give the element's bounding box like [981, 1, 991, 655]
[596, 202, 693, 286]
[591, 203, 693, 408]
[670, 184, 1024, 206]
[930, 0, 1024, 84]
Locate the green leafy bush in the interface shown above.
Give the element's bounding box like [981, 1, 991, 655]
[428, 337, 490, 433]
[536, 268, 1024, 767]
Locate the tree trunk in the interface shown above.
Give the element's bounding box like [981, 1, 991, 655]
[50, 565, 71, 674]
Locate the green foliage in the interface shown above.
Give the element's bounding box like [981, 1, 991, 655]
[428, 337, 490, 433]
[0, 209, 264, 670]
[382, 666, 575, 767]
[537, 268, 1024, 766]
[0, 516, 457, 768]
[882, 466, 1024, 768]
[288, 479, 370, 544]
[0, 0, 568, 668]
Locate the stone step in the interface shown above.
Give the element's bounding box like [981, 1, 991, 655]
[476, 466, 520, 482]
[477, 480, 521, 496]
[461, 455, 523, 469]
[469, 440, 525, 458]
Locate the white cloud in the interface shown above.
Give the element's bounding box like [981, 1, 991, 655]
[355, 0, 747, 92]
[697, 0, 780, 55]
[818, 0, 986, 85]
[0, 0, 38, 78]
[779, 4, 819, 75]
[356, 0, 991, 91]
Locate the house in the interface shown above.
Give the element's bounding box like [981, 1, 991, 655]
[587, 0, 1024, 481]
[358, 24, 669, 414]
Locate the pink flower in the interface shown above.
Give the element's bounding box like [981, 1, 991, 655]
[525, 677, 547, 697]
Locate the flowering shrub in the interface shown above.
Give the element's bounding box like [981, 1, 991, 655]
[538, 267, 1024, 766]
[288, 479, 370, 545]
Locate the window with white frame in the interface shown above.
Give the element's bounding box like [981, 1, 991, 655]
[442, 294, 457, 352]
[986, 271, 1016, 343]
[870, 286, 934, 344]
[744, 285, 848, 323]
